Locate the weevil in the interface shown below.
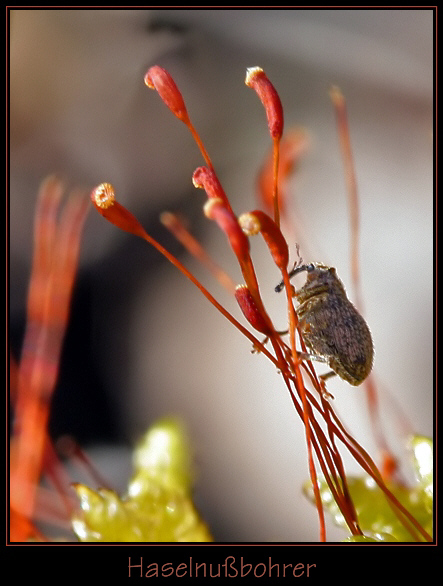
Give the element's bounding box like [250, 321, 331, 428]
[275, 263, 373, 385]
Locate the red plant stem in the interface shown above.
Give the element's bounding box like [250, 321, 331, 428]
[89, 66, 430, 544]
[303, 409, 362, 536]
[330, 87, 398, 481]
[269, 269, 346, 537]
[272, 138, 281, 227]
[91, 188, 353, 540]
[271, 307, 359, 536]
[319, 392, 361, 531]
[160, 211, 237, 295]
[277, 355, 363, 538]
[245, 67, 284, 227]
[326, 406, 432, 542]
[268, 220, 358, 537]
[281, 269, 327, 541]
[257, 128, 310, 222]
[11, 179, 89, 539]
[329, 86, 361, 309]
[187, 121, 214, 171]
[295, 381, 428, 540]
[237, 207, 363, 537]
[91, 189, 278, 365]
[145, 66, 213, 170]
[303, 387, 431, 541]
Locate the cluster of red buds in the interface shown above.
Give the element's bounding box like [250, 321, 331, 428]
[90, 66, 431, 543]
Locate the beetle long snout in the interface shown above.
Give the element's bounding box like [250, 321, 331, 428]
[275, 263, 313, 293]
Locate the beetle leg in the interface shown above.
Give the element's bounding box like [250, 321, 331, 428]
[297, 351, 328, 364]
[319, 370, 336, 381]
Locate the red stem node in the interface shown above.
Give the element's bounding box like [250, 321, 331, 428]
[235, 285, 272, 335]
[245, 67, 284, 141]
[238, 210, 289, 270]
[144, 66, 190, 124]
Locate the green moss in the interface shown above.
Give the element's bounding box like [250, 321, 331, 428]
[303, 435, 433, 542]
[71, 418, 212, 542]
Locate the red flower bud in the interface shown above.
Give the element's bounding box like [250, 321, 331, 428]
[91, 184, 146, 240]
[245, 67, 283, 141]
[203, 199, 250, 263]
[192, 166, 233, 213]
[238, 210, 289, 270]
[144, 66, 190, 124]
[235, 285, 271, 335]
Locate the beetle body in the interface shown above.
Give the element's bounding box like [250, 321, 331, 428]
[278, 263, 373, 385]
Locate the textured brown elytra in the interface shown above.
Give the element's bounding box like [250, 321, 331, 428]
[276, 263, 373, 385]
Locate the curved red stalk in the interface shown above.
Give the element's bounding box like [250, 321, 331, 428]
[258, 129, 309, 220]
[329, 86, 360, 307]
[245, 67, 284, 225]
[301, 385, 431, 541]
[11, 177, 89, 540]
[325, 404, 432, 541]
[281, 268, 329, 541]
[330, 87, 400, 483]
[236, 208, 328, 535]
[160, 211, 237, 295]
[145, 66, 213, 169]
[268, 335, 363, 538]
[271, 139, 281, 226]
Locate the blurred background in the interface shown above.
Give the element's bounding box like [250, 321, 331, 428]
[9, 9, 434, 542]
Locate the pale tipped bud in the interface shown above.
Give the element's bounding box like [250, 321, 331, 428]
[144, 66, 190, 124]
[239, 210, 288, 270]
[91, 183, 115, 210]
[245, 67, 283, 140]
